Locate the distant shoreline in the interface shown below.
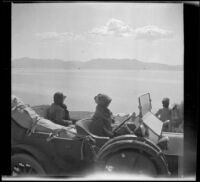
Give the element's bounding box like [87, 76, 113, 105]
[12, 57, 183, 71]
[12, 67, 183, 72]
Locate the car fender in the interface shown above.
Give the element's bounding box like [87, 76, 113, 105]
[99, 134, 162, 155]
[11, 144, 58, 174]
[96, 138, 169, 175]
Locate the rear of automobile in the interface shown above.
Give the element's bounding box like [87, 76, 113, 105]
[162, 132, 184, 177]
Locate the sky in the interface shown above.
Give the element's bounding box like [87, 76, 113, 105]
[12, 2, 183, 65]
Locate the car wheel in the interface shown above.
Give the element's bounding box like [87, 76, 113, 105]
[11, 153, 46, 176]
[104, 150, 158, 177]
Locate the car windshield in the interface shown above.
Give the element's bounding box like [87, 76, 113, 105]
[138, 93, 152, 116]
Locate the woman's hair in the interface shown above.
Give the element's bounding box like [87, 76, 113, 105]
[94, 93, 112, 107]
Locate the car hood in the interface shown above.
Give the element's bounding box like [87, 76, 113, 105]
[162, 132, 183, 156]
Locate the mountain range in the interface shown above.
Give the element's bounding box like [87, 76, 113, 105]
[12, 57, 183, 71]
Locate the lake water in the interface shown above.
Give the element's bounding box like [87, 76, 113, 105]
[12, 68, 183, 114]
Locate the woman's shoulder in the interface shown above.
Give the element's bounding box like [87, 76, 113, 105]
[50, 103, 64, 111]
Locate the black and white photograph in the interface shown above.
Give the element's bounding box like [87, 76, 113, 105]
[7, 1, 198, 181]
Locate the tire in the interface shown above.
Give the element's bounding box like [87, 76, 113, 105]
[11, 153, 46, 176]
[104, 150, 160, 177]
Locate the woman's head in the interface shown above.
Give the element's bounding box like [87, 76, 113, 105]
[53, 92, 66, 105]
[94, 93, 112, 107]
[162, 97, 170, 108]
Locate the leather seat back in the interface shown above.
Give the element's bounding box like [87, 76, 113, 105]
[76, 118, 93, 136]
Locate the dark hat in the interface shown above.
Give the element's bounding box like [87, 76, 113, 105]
[162, 97, 170, 107]
[53, 92, 66, 104]
[162, 97, 169, 103]
[94, 93, 112, 107]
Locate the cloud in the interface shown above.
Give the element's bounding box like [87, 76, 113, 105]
[89, 18, 133, 37]
[36, 23, 174, 44]
[90, 19, 174, 41]
[133, 25, 174, 41]
[36, 32, 59, 40]
[36, 32, 84, 43]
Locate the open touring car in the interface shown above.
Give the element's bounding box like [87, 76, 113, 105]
[11, 93, 184, 177]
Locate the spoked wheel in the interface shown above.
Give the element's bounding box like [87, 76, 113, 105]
[11, 153, 45, 176]
[104, 150, 158, 177]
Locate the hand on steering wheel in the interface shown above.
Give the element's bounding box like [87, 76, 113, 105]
[130, 112, 136, 121]
[124, 123, 134, 134]
[113, 112, 136, 134]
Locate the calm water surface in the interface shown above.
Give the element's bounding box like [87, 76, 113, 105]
[12, 68, 183, 114]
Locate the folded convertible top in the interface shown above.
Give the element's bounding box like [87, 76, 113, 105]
[11, 95, 76, 137]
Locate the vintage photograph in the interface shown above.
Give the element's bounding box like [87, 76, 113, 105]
[11, 2, 186, 180]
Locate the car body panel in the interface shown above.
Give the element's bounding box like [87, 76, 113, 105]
[162, 132, 183, 156]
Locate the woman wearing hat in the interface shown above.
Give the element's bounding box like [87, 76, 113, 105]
[89, 93, 115, 137]
[47, 92, 72, 127]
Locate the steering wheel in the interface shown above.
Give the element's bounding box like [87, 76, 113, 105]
[113, 113, 136, 135]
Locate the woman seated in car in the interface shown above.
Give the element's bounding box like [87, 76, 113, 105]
[89, 93, 115, 137]
[47, 92, 72, 127]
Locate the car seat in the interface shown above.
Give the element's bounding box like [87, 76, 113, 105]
[76, 118, 109, 140]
